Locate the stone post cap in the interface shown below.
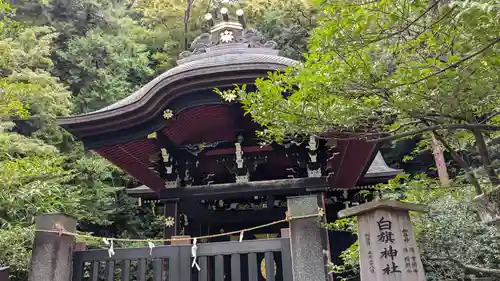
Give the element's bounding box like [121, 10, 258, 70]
[337, 199, 427, 219]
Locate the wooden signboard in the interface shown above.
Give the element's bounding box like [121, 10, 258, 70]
[338, 200, 427, 281]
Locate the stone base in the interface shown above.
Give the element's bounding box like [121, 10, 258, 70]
[474, 189, 500, 225]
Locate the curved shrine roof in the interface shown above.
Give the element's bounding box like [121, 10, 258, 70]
[56, 20, 391, 194]
[57, 24, 297, 139]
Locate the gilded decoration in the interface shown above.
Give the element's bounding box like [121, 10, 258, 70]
[163, 109, 173, 120]
[164, 216, 175, 227]
[260, 258, 277, 280]
[183, 141, 222, 156]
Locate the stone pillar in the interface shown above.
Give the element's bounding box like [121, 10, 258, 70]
[287, 195, 329, 281]
[28, 214, 77, 281]
[338, 200, 427, 281]
[0, 266, 9, 280]
[280, 228, 290, 238]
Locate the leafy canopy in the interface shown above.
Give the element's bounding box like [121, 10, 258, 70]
[219, 0, 499, 144]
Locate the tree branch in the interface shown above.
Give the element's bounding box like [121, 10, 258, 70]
[366, 124, 500, 143]
[429, 257, 500, 277]
[126, 0, 137, 9]
[366, 0, 442, 44]
[184, 0, 196, 50]
[480, 111, 499, 123]
[390, 37, 500, 89]
[472, 128, 499, 185]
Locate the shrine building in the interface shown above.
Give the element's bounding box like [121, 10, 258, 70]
[57, 7, 401, 279]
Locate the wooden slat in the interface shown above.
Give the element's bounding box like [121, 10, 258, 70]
[215, 255, 224, 281]
[153, 259, 162, 281]
[105, 261, 115, 281]
[265, 252, 275, 281]
[75, 245, 180, 261]
[197, 239, 283, 256]
[138, 259, 146, 281]
[89, 261, 99, 281]
[280, 239, 293, 281]
[248, 253, 258, 281]
[120, 260, 130, 281]
[198, 256, 208, 281]
[179, 246, 192, 280]
[231, 254, 241, 281]
[71, 255, 84, 281]
[168, 248, 180, 281]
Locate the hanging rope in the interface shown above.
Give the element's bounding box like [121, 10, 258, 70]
[34, 210, 323, 243]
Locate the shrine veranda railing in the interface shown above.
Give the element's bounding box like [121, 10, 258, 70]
[72, 238, 293, 281]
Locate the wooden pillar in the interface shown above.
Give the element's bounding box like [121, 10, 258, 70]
[28, 214, 77, 281]
[287, 195, 329, 281]
[338, 200, 427, 281]
[163, 200, 179, 245]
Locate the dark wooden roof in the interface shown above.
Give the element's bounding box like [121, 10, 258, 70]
[56, 22, 389, 194]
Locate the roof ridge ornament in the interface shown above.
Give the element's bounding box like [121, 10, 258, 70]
[178, 8, 278, 60]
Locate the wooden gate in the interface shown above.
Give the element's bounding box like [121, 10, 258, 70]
[72, 238, 293, 281]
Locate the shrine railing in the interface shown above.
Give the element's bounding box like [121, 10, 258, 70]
[72, 238, 293, 281]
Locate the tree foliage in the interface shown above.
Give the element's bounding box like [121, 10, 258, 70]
[218, 0, 499, 192]
[57, 22, 153, 113]
[0, 2, 158, 276]
[228, 0, 500, 138]
[2, 0, 498, 280]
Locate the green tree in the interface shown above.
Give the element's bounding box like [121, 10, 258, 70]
[133, 0, 212, 71]
[0, 5, 151, 278]
[218, 0, 499, 192]
[57, 20, 153, 113]
[244, 0, 316, 60]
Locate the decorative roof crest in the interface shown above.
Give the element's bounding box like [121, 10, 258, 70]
[178, 7, 278, 61]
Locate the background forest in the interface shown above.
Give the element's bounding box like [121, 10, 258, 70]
[0, 0, 498, 280]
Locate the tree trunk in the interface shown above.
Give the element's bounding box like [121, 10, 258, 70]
[184, 0, 195, 50]
[432, 135, 451, 186]
[433, 131, 483, 195]
[472, 129, 500, 186]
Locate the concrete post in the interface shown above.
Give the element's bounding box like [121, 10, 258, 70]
[28, 214, 77, 281]
[338, 200, 427, 281]
[287, 195, 329, 281]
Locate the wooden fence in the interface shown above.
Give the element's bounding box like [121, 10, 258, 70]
[72, 238, 293, 281]
[28, 195, 330, 281]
